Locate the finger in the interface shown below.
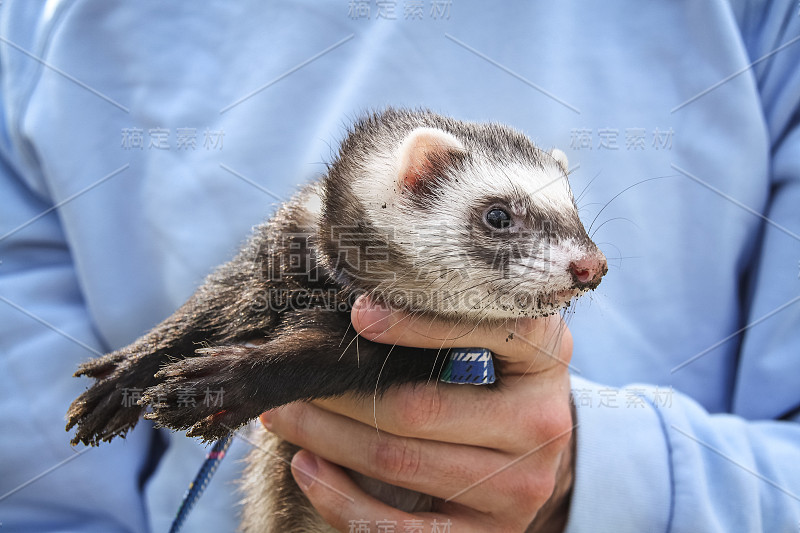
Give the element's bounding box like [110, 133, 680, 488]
[265, 403, 565, 514]
[292, 450, 494, 532]
[351, 296, 572, 370]
[310, 375, 572, 451]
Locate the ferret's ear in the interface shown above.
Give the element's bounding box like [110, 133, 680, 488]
[397, 127, 466, 191]
[550, 148, 569, 174]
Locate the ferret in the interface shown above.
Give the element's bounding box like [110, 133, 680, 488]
[66, 108, 607, 532]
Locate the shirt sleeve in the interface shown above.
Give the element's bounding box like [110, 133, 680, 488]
[567, 3, 800, 531]
[566, 377, 800, 533]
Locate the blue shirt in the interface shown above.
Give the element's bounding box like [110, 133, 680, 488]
[1, 1, 798, 531]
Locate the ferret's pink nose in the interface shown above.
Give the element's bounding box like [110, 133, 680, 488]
[569, 254, 607, 289]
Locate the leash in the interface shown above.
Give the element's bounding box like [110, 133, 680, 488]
[168, 433, 235, 533]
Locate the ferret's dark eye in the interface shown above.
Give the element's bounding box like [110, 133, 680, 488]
[485, 208, 512, 229]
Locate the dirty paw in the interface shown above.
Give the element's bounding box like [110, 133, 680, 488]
[66, 363, 159, 446]
[142, 346, 268, 440]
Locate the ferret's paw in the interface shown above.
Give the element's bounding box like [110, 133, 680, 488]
[66, 370, 148, 446]
[141, 347, 266, 441]
[67, 352, 163, 446]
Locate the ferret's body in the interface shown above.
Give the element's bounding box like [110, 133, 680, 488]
[67, 109, 606, 531]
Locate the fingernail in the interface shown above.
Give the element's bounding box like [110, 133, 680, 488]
[260, 409, 276, 431]
[292, 450, 318, 491]
[353, 296, 393, 335]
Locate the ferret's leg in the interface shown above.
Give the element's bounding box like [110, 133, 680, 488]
[66, 257, 278, 446]
[140, 309, 449, 442]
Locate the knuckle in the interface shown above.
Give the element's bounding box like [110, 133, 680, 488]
[516, 405, 540, 438]
[499, 468, 556, 511]
[519, 400, 572, 445]
[394, 385, 443, 431]
[543, 400, 575, 445]
[368, 436, 422, 484]
[522, 470, 557, 508]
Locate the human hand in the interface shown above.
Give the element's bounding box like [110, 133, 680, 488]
[261, 296, 576, 532]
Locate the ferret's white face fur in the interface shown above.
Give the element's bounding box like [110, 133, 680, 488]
[319, 116, 605, 321]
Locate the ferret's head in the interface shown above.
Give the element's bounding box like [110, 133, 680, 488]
[320, 109, 606, 321]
